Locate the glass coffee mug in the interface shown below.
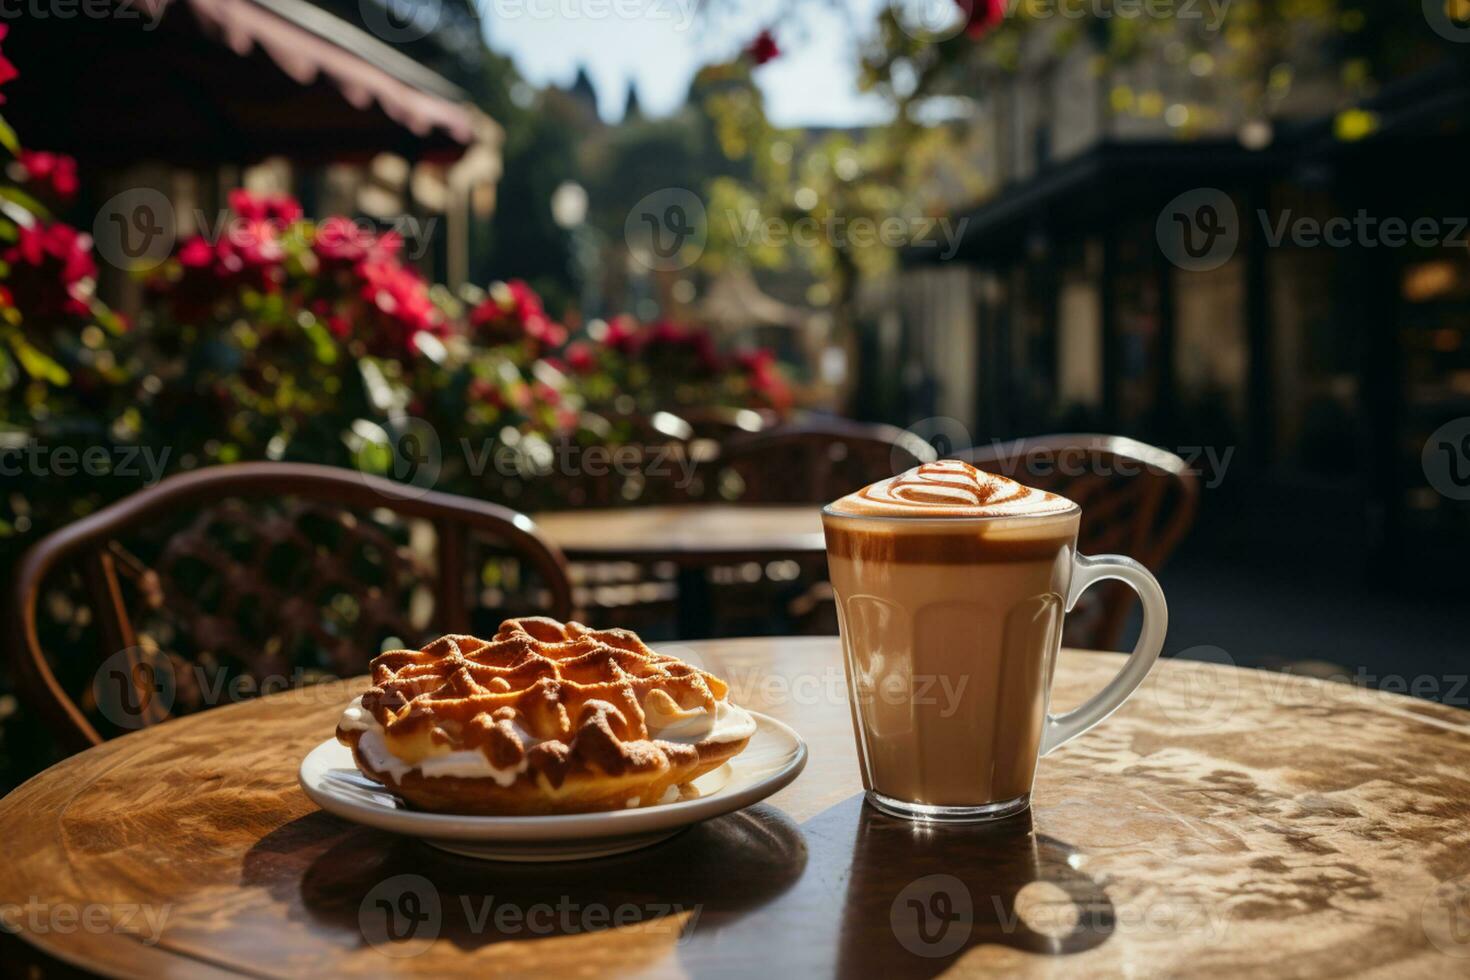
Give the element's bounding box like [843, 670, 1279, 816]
[822, 491, 1166, 823]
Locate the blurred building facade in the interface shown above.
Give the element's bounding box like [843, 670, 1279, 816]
[876, 27, 1470, 589]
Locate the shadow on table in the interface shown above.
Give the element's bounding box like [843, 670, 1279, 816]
[682, 794, 1114, 976]
[242, 802, 806, 956]
[241, 795, 1108, 973]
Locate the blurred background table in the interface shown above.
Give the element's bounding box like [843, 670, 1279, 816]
[3, 640, 1468, 977]
[533, 505, 827, 638]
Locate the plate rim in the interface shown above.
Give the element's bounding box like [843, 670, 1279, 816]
[297, 710, 807, 840]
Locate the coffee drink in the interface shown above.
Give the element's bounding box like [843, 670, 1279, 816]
[822, 460, 1166, 822]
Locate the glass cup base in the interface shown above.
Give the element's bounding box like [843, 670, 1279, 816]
[864, 790, 1031, 824]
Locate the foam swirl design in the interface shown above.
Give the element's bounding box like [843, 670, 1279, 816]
[829, 460, 1076, 519]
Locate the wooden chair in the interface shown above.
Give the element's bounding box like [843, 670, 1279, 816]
[959, 434, 1199, 650]
[8, 462, 572, 753]
[707, 417, 937, 505]
[702, 418, 937, 635]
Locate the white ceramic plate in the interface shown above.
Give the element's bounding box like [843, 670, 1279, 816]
[298, 712, 807, 862]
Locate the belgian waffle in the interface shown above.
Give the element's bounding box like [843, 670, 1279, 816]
[336, 618, 756, 815]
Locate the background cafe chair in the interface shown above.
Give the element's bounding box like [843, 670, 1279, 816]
[959, 434, 1200, 651]
[8, 462, 573, 754]
[536, 411, 714, 640]
[701, 417, 938, 636]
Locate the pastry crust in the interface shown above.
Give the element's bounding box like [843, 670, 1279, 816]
[336, 618, 754, 815]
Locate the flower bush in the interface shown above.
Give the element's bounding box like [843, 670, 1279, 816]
[0, 29, 803, 792]
[136, 194, 794, 490]
[566, 315, 793, 419]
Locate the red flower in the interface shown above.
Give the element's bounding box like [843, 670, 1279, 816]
[228, 188, 303, 226]
[470, 279, 567, 352]
[959, 0, 1005, 38]
[603, 315, 643, 355]
[314, 216, 400, 265]
[221, 218, 286, 270]
[3, 221, 98, 320]
[735, 347, 793, 410]
[0, 25, 17, 103]
[17, 151, 80, 200]
[178, 235, 215, 268]
[746, 29, 780, 66]
[642, 320, 722, 374]
[565, 341, 597, 374]
[359, 256, 446, 358]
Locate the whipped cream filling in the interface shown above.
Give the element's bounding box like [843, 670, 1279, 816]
[651, 698, 757, 745]
[338, 694, 756, 784]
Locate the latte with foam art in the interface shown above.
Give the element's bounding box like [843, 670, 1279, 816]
[829, 459, 1076, 519]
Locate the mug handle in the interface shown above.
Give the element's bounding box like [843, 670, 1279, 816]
[1040, 554, 1168, 756]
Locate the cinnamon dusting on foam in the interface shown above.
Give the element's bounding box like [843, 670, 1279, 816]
[829, 460, 1076, 519]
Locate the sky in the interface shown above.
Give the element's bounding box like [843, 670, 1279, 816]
[480, 0, 896, 127]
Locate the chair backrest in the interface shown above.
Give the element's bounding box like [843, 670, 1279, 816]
[677, 406, 780, 442]
[708, 418, 938, 504]
[959, 434, 1199, 649]
[519, 412, 713, 509]
[8, 462, 573, 753]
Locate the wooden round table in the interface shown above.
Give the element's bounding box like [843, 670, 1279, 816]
[532, 506, 828, 638]
[3, 640, 1469, 977]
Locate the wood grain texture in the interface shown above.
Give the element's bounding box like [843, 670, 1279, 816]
[3, 640, 1470, 978]
[531, 506, 826, 562]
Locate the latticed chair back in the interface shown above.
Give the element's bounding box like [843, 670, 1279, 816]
[696, 419, 934, 635]
[520, 412, 714, 510]
[709, 418, 937, 504]
[9, 463, 572, 753]
[960, 434, 1199, 650]
[678, 406, 780, 442]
